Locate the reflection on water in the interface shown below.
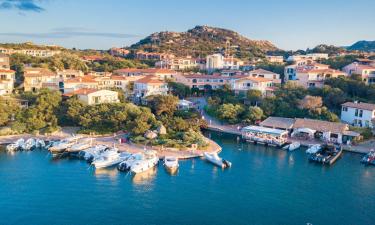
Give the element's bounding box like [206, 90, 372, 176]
[94, 167, 120, 179]
[132, 167, 157, 185]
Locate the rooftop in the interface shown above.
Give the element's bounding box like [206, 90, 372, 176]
[342, 102, 375, 111]
[293, 118, 348, 133]
[260, 117, 295, 130]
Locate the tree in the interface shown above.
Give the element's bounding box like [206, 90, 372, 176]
[246, 90, 262, 105]
[0, 97, 20, 126]
[298, 95, 323, 110]
[217, 104, 244, 124]
[242, 106, 263, 124]
[168, 82, 191, 98]
[148, 94, 179, 116]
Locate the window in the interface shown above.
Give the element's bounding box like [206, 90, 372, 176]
[359, 110, 363, 117]
[355, 109, 358, 117]
[342, 107, 348, 112]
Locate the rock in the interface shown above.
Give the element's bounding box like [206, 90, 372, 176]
[157, 125, 167, 135]
[144, 130, 158, 139]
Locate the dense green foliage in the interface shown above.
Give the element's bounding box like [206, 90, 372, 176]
[318, 55, 359, 70]
[347, 41, 375, 52]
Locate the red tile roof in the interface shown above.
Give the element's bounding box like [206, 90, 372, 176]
[63, 88, 98, 97]
[342, 102, 375, 111]
[135, 76, 165, 84]
[0, 69, 15, 73]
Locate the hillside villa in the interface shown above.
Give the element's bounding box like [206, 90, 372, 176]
[265, 55, 284, 63]
[248, 68, 281, 84]
[0, 48, 61, 57]
[286, 53, 329, 62]
[343, 62, 375, 85]
[155, 56, 204, 71]
[0, 69, 15, 95]
[0, 53, 10, 69]
[23, 67, 57, 92]
[341, 101, 375, 128]
[133, 76, 168, 100]
[63, 88, 119, 105]
[206, 54, 244, 71]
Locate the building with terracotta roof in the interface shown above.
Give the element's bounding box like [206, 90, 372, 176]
[248, 69, 281, 84]
[109, 48, 130, 57]
[133, 76, 168, 99]
[286, 53, 328, 62]
[63, 75, 99, 94]
[23, 67, 57, 92]
[0, 53, 10, 69]
[177, 74, 235, 90]
[230, 75, 274, 96]
[0, 48, 61, 57]
[341, 101, 375, 128]
[63, 88, 119, 105]
[155, 56, 204, 71]
[135, 51, 174, 60]
[113, 68, 177, 80]
[0, 69, 15, 95]
[343, 62, 375, 85]
[265, 55, 284, 63]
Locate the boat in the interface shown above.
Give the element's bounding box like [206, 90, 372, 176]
[361, 150, 375, 165]
[164, 156, 179, 174]
[6, 138, 25, 152]
[91, 148, 130, 169]
[79, 145, 108, 162]
[288, 142, 301, 151]
[117, 153, 144, 171]
[130, 150, 159, 174]
[34, 139, 46, 149]
[204, 152, 232, 169]
[306, 144, 321, 154]
[20, 138, 36, 151]
[308, 143, 343, 165]
[67, 138, 92, 153]
[48, 136, 80, 155]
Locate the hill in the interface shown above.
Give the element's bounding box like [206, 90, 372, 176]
[128, 25, 279, 60]
[347, 40, 375, 52]
[307, 44, 347, 55]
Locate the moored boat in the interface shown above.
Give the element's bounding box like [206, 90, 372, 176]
[288, 142, 301, 151]
[79, 145, 108, 162]
[164, 156, 179, 174]
[92, 148, 130, 169]
[67, 138, 92, 153]
[204, 152, 232, 169]
[130, 150, 159, 174]
[6, 138, 25, 152]
[117, 153, 144, 171]
[48, 136, 80, 155]
[306, 144, 321, 154]
[361, 150, 375, 165]
[308, 143, 343, 165]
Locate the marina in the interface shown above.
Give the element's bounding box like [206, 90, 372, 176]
[0, 131, 374, 225]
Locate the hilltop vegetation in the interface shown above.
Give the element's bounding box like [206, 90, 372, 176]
[128, 25, 279, 60]
[347, 40, 375, 52]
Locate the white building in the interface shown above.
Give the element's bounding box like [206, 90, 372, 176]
[133, 76, 168, 98]
[206, 54, 243, 71]
[0, 53, 10, 69]
[287, 53, 329, 62]
[230, 76, 274, 96]
[0, 69, 15, 95]
[265, 55, 284, 63]
[64, 89, 119, 105]
[249, 69, 281, 84]
[341, 102, 375, 128]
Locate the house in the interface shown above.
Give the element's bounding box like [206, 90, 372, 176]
[63, 88, 119, 105]
[206, 54, 243, 71]
[0, 48, 61, 57]
[109, 48, 130, 57]
[0, 53, 10, 69]
[133, 76, 168, 99]
[0, 69, 15, 95]
[259, 117, 295, 131]
[23, 67, 57, 92]
[57, 69, 84, 80]
[155, 56, 203, 70]
[286, 53, 329, 62]
[109, 75, 144, 93]
[292, 118, 351, 144]
[230, 76, 274, 96]
[177, 74, 233, 90]
[113, 68, 177, 80]
[342, 62, 375, 85]
[341, 102, 375, 128]
[265, 55, 284, 63]
[294, 68, 347, 88]
[113, 68, 145, 77]
[284, 61, 329, 81]
[249, 69, 281, 84]
[135, 51, 174, 60]
[63, 76, 99, 94]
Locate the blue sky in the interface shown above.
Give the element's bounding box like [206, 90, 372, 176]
[0, 0, 374, 50]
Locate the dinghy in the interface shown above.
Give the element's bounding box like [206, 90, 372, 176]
[288, 142, 301, 151]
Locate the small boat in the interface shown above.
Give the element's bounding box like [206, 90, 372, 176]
[67, 138, 92, 153]
[164, 156, 179, 174]
[306, 144, 321, 154]
[361, 150, 375, 166]
[282, 144, 290, 150]
[204, 152, 232, 169]
[92, 149, 130, 169]
[130, 150, 159, 174]
[34, 139, 46, 149]
[79, 145, 108, 162]
[288, 142, 301, 151]
[117, 153, 144, 171]
[6, 138, 25, 152]
[308, 143, 343, 165]
[48, 136, 80, 155]
[20, 138, 36, 151]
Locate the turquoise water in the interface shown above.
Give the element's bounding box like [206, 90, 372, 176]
[0, 132, 374, 225]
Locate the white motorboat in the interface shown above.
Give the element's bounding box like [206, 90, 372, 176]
[67, 138, 92, 153]
[79, 145, 108, 161]
[48, 136, 80, 154]
[204, 152, 232, 169]
[164, 156, 179, 173]
[288, 142, 301, 151]
[34, 139, 46, 149]
[6, 138, 25, 152]
[306, 144, 321, 154]
[20, 138, 36, 151]
[130, 151, 159, 174]
[117, 153, 144, 171]
[92, 148, 130, 169]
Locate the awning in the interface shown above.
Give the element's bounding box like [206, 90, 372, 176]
[293, 127, 316, 135]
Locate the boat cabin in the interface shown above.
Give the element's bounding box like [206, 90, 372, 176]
[241, 125, 289, 146]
